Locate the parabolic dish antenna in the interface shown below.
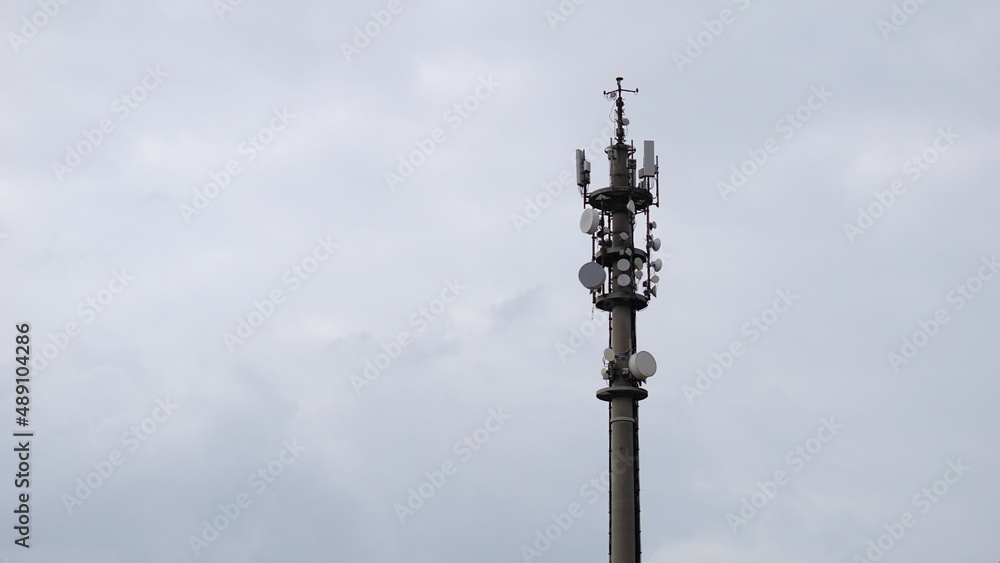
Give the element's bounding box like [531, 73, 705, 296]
[580, 208, 600, 235]
[629, 351, 657, 380]
[578, 262, 606, 290]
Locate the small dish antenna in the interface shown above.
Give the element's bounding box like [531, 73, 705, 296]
[580, 208, 600, 234]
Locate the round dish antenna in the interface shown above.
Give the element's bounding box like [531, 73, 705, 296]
[580, 208, 600, 234]
[578, 262, 606, 290]
[629, 351, 657, 381]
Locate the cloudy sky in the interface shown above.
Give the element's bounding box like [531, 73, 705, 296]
[1, 0, 998, 561]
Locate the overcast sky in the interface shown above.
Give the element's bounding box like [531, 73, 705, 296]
[1, 1, 998, 562]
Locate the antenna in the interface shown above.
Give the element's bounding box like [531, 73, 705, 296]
[575, 77, 661, 563]
[576, 149, 591, 189]
[641, 140, 655, 178]
[603, 77, 638, 145]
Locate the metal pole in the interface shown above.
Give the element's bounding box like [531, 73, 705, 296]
[577, 77, 661, 563]
[582, 77, 658, 563]
[609, 114, 639, 562]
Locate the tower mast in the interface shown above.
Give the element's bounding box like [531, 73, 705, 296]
[575, 77, 661, 563]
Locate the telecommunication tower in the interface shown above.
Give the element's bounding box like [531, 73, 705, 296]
[576, 77, 661, 563]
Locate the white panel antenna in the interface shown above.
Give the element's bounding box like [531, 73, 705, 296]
[576, 149, 591, 188]
[641, 140, 655, 178]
